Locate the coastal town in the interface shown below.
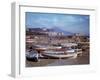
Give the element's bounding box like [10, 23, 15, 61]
[26, 27, 89, 67]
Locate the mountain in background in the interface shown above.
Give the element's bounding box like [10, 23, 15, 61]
[49, 26, 74, 36]
[26, 26, 89, 36]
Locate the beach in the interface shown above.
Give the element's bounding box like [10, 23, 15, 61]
[26, 50, 89, 67]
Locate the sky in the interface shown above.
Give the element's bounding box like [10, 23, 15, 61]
[25, 12, 89, 35]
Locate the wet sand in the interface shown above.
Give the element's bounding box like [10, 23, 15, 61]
[26, 51, 89, 67]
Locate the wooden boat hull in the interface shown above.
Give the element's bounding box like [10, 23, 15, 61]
[42, 53, 78, 59]
[41, 49, 82, 59]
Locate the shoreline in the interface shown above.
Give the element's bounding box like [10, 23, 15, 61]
[26, 50, 89, 67]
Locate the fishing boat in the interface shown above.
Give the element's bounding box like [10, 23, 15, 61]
[26, 50, 39, 62]
[41, 43, 82, 59]
[26, 43, 82, 59]
[35, 45, 62, 50]
[41, 49, 82, 59]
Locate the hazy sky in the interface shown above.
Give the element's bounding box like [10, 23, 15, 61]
[25, 12, 89, 35]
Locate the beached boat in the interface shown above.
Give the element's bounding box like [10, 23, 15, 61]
[41, 49, 82, 59]
[26, 50, 39, 62]
[28, 43, 82, 59]
[35, 46, 62, 51]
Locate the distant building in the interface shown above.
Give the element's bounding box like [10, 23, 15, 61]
[72, 33, 82, 42]
[26, 28, 64, 37]
[57, 32, 64, 36]
[48, 32, 57, 36]
[47, 31, 64, 36]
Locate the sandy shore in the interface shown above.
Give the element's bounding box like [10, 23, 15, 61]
[26, 50, 89, 67]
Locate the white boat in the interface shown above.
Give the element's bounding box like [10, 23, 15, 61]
[32, 43, 82, 59]
[35, 45, 62, 50]
[41, 49, 82, 59]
